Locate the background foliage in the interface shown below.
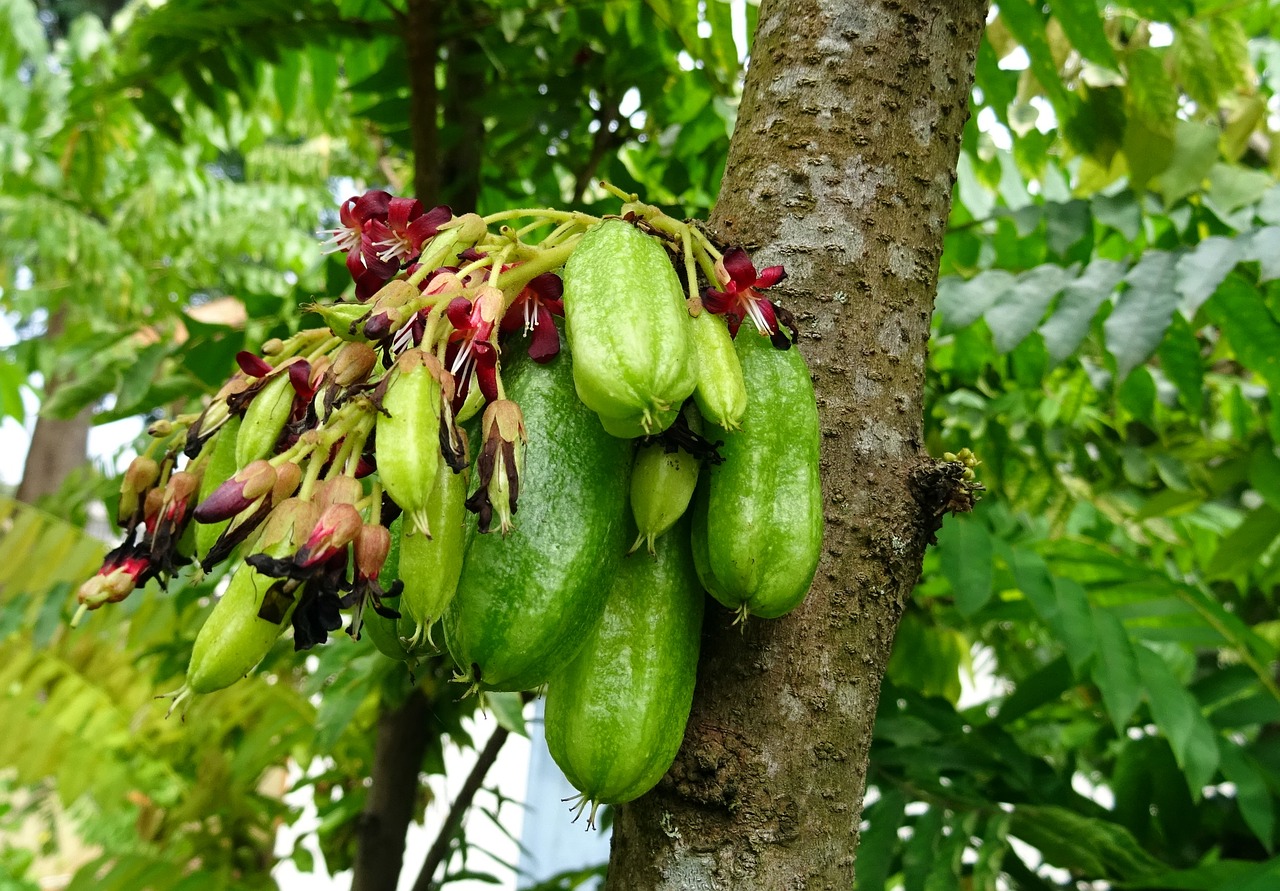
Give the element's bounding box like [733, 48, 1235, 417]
[1, 0, 1279, 888]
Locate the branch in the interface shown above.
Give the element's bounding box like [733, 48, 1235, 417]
[410, 723, 512, 891]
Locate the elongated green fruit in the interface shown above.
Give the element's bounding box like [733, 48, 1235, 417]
[235, 372, 294, 466]
[629, 440, 699, 554]
[562, 219, 696, 436]
[444, 333, 631, 692]
[690, 310, 747, 430]
[186, 500, 317, 693]
[399, 461, 468, 643]
[377, 350, 442, 536]
[544, 516, 704, 826]
[195, 415, 242, 560]
[691, 332, 822, 620]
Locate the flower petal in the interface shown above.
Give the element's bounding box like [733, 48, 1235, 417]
[446, 297, 473, 329]
[236, 351, 273, 377]
[387, 197, 424, 232]
[721, 248, 758, 288]
[755, 264, 787, 288]
[527, 307, 561, 363]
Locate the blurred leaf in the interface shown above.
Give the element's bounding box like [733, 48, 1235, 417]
[935, 270, 1015, 331]
[985, 264, 1072, 353]
[937, 515, 993, 616]
[1091, 608, 1142, 733]
[856, 787, 907, 891]
[1105, 251, 1179, 380]
[486, 691, 527, 738]
[1136, 646, 1219, 797]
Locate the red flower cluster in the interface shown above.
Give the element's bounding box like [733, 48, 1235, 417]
[321, 190, 452, 301]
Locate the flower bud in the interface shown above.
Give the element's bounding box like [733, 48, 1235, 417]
[309, 301, 372, 342]
[466, 400, 525, 534]
[446, 212, 488, 247]
[315, 475, 363, 512]
[295, 502, 363, 568]
[118, 455, 161, 525]
[272, 462, 303, 503]
[331, 342, 378, 388]
[354, 523, 392, 582]
[194, 460, 277, 523]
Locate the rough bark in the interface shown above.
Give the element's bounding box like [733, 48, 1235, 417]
[606, 0, 986, 888]
[351, 687, 433, 891]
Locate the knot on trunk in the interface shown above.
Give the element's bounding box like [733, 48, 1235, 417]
[909, 458, 983, 545]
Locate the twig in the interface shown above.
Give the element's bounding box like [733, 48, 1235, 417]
[410, 724, 512, 891]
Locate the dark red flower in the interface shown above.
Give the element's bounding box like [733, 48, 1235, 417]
[500, 272, 564, 363]
[320, 190, 400, 297]
[445, 287, 503, 410]
[367, 200, 452, 266]
[702, 248, 790, 348]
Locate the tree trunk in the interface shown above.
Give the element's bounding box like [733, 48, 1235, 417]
[606, 0, 986, 887]
[16, 306, 91, 505]
[405, 0, 441, 207]
[351, 687, 433, 891]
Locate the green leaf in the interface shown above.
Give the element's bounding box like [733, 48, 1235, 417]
[935, 270, 1015, 331]
[1244, 227, 1280, 283]
[1008, 805, 1164, 880]
[1052, 578, 1097, 675]
[1250, 447, 1280, 512]
[1104, 250, 1179, 380]
[1156, 120, 1220, 205]
[0, 359, 25, 423]
[1049, 0, 1117, 67]
[1218, 743, 1277, 852]
[1206, 505, 1280, 580]
[1092, 190, 1141, 241]
[856, 788, 907, 891]
[1129, 859, 1280, 890]
[997, 655, 1074, 724]
[1045, 199, 1091, 259]
[1205, 274, 1280, 390]
[1172, 22, 1226, 111]
[1091, 608, 1142, 733]
[985, 264, 1072, 353]
[486, 691, 527, 737]
[997, 0, 1070, 107]
[1135, 646, 1220, 797]
[1176, 236, 1240, 318]
[1040, 258, 1125, 362]
[937, 515, 993, 616]
[1207, 163, 1275, 214]
[1156, 313, 1204, 415]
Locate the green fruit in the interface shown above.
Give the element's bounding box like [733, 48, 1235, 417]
[377, 349, 442, 536]
[399, 460, 468, 643]
[544, 516, 704, 826]
[691, 332, 823, 620]
[444, 333, 631, 692]
[236, 371, 295, 466]
[689, 310, 747, 430]
[629, 439, 699, 555]
[185, 500, 317, 694]
[562, 219, 696, 436]
[598, 405, 679, 440]
[195, 415, 241, 561]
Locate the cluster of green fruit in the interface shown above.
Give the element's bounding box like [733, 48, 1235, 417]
[76, 189, 823, 824]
